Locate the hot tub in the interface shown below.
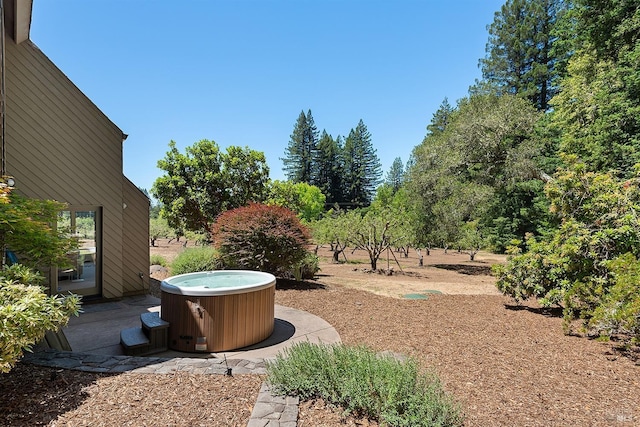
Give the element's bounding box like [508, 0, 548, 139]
[160, 270, 276, 352]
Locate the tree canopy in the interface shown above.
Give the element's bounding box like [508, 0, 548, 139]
[282, 110, 318, 184]
[342, 120, 382, 206]
[151, 140, 269, 238]
[479, 0, 570, 111]
[265, 180, 326, 222]
[282, 114, 383, 207]
[406, 93, 546, 251]
[474, 0, 640, 343]
[384, 157, 405, 193]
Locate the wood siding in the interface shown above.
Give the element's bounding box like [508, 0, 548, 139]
[161, 285, 276, 352]
[4, 36, 148, 298]
[122, 177, 150, 295]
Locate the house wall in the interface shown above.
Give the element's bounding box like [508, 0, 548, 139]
[122, 177, 150, 295]
[3, 36, 147, 299]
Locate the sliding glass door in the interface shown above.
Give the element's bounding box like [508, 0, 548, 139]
[56, 207, 101, 297]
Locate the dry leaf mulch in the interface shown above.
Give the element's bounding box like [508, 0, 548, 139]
[0, 364, 261, 426]
[275, 283, 640, 427]
[2, 280, 639, 426]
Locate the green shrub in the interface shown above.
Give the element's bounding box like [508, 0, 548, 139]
[170, 246, 220, 275]
[0, 264, 81, 373]
[289, 252, 320, 280]
[496, 161, 640, 339]
[589, 253, 640, 344]
[266, 342, 464, 426]
[211, 203, 311, 276]
[0, 193, 77, 269]
[150, 254, 168, 267]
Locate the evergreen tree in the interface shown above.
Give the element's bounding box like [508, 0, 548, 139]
[281, 109, 319, 183]
[314, 130, 344, 204]
[575, 0, 640, 60]
[479, 0, 569, 111]
[426, 98, 455, 136]
[385, 157, 404, 193]
[551, 0, 640, 176]
[342, 120, 382, 206]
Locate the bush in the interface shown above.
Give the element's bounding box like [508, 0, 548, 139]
[289, 252, 319, 280]
[150, 254, 168, 267]
[266, 342, 464, 426]
[495, 161, 640, 340]
[170, 246, 220, 275]
[589, 253, 640, 344]
[211, 203, 311, 276]
[0, 264, 81, 373]
[0, 193, 77, 269]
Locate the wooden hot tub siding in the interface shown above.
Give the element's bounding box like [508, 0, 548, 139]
[160, 284, 275, 352]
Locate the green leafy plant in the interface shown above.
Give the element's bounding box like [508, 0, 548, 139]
[267, 342, 464, 426]
[265, 180, 326, 222]
[589, 253, 640, 344]
[170, 246, 220, 275]
[0, 264, 81, 373]
[0, 193, 77, 269]
[496, 159, 640, 340]
[0, 189, 81, 373]
[211, 203, 311, 276]
[150, 254, 168, 267]
[151, 140, 269, 239]
[289, 252, 319, 281]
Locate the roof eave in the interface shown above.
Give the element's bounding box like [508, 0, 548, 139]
[13, 0, 32, 44]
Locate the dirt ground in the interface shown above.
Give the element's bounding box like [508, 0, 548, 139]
[2, 239, 638, 426]
[151, 239, 505, 297]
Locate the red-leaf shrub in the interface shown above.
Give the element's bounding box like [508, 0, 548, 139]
[210, 203, 311, 276]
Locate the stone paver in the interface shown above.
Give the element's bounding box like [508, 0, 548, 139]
[247, 383, 299, 427]
[23, 349, 296, 426]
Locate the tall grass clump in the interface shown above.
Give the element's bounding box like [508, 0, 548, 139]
[170, 246, 220, 275]
[150, 254, 168, 267]
[289, 252, 319, 280]
[266, 342, 464, 426]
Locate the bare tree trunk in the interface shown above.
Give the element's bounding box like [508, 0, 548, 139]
[332, 242, 346, 263]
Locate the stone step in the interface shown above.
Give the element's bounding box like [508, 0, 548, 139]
[141, 311, 169, 331]
[120, 327, 150, 356]
[140, 312, 169, 353]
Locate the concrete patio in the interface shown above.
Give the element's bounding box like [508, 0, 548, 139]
[62, 294, 341, 360]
